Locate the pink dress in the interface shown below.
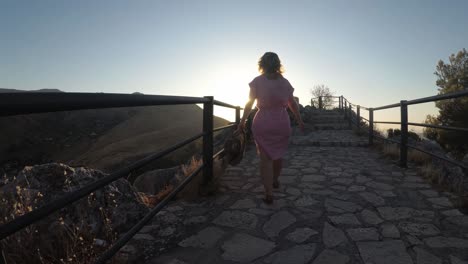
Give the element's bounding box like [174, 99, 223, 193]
[249, 75, 295, 160]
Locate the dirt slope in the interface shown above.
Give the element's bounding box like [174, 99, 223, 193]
[73, 104, 227, 170]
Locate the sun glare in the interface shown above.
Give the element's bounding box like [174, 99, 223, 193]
[208, 63, 257, 122]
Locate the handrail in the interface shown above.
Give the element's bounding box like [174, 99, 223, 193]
[315, 95, 364, 129]
[213, 123, 237, 132]
[363, 88, 468, 167]
[407, 122, 468, 133]
[0, 93, 211, 117]
[319, 89, 468, 169]
[0, 92, 242, 263]
[406, 89, 468, 105]
[318, 95, 370, 110]
[375, 134, 468, 170]
[370, 89, 468, 110]
[374, 121, 401, 125]
[373, 102, 401, 111]
[214, 100, 243, 109]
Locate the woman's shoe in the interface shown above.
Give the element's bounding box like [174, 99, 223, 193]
[273, 181, 280, 189]
[263, 194, 273, 204]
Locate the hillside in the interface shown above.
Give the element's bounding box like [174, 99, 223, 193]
[0, 89, 229, 175]
[72, 104, 228, 170]
[0, 88, 63, 93]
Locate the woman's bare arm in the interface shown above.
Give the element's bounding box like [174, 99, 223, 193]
[237, 99, 254, 131]
[288, 98, 304, 132]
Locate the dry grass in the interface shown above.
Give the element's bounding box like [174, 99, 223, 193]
[378, 141, 468, 211]
[138, 185, 174, 208]
[175, 156, 228, 200]
[137, 155, 228, 204]
[176, 157, 204, 200]
[0, 184, 122, 264]
[382, 144, 399, 160]
[408, 150, 432, 165]
[420, 163, 468, 213]
[380, 143, 431, 165]
[419, 163, 444, 185]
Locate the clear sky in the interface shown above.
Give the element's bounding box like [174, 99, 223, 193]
[1, 0, 467, 130]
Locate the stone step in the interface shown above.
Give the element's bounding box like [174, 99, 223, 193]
[309, 112, 344, 117]
[291, 140, 369, 147]
[291, 130, 368, 147]
[309, 114, 344, 118]
[312, 124, 351, 130]
[309, 113, 344, 117]
[307, 118, 346, 123]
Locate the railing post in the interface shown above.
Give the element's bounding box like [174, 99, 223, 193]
[235, 106, 240, 124]
[348, 104, 352, 128]
[357, 105, 361, 130]
[339, 96, 343, 110]
[202, 96, 214, 193]
[400, 100, 408, 168]
[369, 108, 374, 145]
[319, 96, 323, 110]
[344, 100, 348, 119]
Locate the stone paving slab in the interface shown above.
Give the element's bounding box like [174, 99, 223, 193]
[357, 240, 413, 264]
[135, 128, 468, 264]
[291, 130, 368, 147]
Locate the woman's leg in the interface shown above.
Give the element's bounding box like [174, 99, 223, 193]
[273, 159, 282, 187]
[259, 151, 273, 199]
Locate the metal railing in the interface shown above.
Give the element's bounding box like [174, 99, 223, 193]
[316, 95, 366, 130]
[0, 92, 242, 264]
[318, 89, 468, 169]
[367, 89, 468, 168]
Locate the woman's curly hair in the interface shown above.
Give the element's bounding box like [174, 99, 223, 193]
[258, 52, 284, 75]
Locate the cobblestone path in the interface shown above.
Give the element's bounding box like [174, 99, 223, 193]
[132, 111, 468, 264]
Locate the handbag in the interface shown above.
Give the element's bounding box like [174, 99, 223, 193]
[222, 129, 246, 166]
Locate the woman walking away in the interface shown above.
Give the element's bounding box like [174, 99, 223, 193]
[236, 52, 304, 204]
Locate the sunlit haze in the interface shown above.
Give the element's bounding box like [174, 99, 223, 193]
[1, 0, 468, 131]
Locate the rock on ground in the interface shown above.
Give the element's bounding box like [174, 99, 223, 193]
[221, 233, 276, 262]
[357, 240, 413, 264]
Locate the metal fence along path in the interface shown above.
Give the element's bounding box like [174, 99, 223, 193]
[318, 88, 468, 169]
[0, 92, 241, 264]
[1, 88, 467, 263]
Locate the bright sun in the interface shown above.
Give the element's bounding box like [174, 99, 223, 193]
[208, 64, 257, 122]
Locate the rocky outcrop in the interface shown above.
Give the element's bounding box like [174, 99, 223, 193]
[417, 141, 468, 194]
[0, 163, 148, 263]
[133, 166, 181, 195]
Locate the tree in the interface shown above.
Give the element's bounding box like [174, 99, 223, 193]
[387, 128, 421, 142]
[422, 115, 439, 141]
[310, 84, 335, 109]
[423, 48, 468, 158]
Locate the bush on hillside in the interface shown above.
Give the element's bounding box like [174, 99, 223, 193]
[387, 128, 421, 142]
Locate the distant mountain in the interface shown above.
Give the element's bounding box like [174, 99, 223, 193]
[0, 88, 64, 93]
